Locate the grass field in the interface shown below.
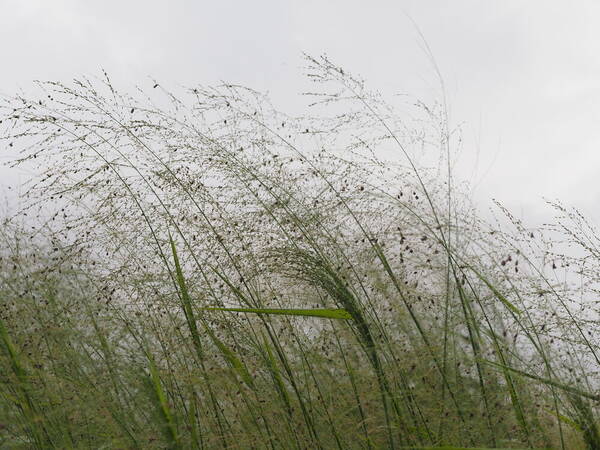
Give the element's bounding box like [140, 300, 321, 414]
[1, 56, 599, 449]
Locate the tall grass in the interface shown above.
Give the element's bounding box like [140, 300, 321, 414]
[1, 56, 599, 448]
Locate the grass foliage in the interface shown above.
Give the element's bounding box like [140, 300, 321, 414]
[1, 55, 600, 448]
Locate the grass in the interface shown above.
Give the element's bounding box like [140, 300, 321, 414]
[0, 55, 599, 448]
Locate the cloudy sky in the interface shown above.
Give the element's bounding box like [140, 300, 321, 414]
[2, 0, 599, 225]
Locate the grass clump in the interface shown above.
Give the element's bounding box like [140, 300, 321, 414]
[0, 55, 599, 449]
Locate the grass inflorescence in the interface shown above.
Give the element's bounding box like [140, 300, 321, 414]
[0, 56, 599, 449]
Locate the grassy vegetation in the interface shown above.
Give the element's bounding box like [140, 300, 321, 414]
[0, 55, 599, 448]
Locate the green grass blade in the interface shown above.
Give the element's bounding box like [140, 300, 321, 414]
[144, 355, 181, 450]
[203, 325, 255, 388]
[169, 234, 255, 388]
[201, 307, 352, 320]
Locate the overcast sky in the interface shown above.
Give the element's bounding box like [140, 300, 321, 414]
[2, 0, 599, 225]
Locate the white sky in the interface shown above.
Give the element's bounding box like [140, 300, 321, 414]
[1, 0, 599, 225]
